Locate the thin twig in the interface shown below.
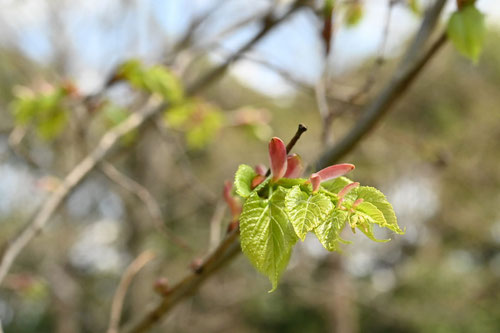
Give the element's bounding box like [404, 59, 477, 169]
[100, 161, 193, 252]
[185, 0, 307, 95]
[209, 201, 226, 252]
[107, 250, 156, 333]
[122, 229, 240, 333]
[286, 124, 308, 153]
[348, 0, 395, 104]
[152, 117, 217, 204]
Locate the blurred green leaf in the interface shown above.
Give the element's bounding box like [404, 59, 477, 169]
[118, 59, 184, 103]
[447, 5, 485, 63]
[11, 87, 68, 140]
[165, 100, 224, 149]
[345, 2, 364, 27]
[409, 0, 421, 16]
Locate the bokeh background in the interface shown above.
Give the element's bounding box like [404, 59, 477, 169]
[0, 0, 499, 332]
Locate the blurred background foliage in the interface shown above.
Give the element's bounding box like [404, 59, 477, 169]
[0, 0, 499, 332]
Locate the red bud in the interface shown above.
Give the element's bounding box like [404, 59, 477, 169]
[269, 137, 287, 182]
[338, 182, 359, 199]
[315, 163, 355, 182]
[352, 198, 364, 209]
[154, 277, 170, 296]
[251, 175, 266, 189]
[223, 181, 241, 220]
[254, 164, 267, 176]
[284, 154, 303, 178]
[310, 174, 322, 193]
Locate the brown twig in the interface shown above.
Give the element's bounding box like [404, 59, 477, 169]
[348, 0, 395, 104]
[185, 0, 307, 95]
[107, 251, 156, 333]
[122, 229, 240, 333]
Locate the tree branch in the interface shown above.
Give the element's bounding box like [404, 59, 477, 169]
[122, 229, 241, 333]
[316, 0, 448, 169]
[107, 251, 156, 333]
[100, 161, 193, 252]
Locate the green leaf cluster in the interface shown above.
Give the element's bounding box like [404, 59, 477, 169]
[117, 59, 184, 103]
[234, 166, 403, 291]
[164, 99, 224, 149]
[344, 2, 364, 27]
[11, 87, 69, 140]
[447, 4, 485, 63]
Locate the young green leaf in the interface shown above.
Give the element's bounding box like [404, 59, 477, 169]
[239, 188, 298, 291]
[314, 209, 350, 251]
[447, 5, 485, 63]
[409, 0, 421, 16]
[286, 186, 333, 240]
[349, 212, 390, 243]
[355, 201, 388, 228]
[355, 186, 403, 234]
[344, 2, 364, 27]
[234, 164, 256, 198]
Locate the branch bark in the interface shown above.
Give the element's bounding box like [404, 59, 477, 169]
[107, 251, 156, 333]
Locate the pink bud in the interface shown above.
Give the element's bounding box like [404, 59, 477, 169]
[352, 198, 364, 209]
[284, 154, 303, 178]
[154, 277, 170, 295]
[223, 181, 241, 220]
[269, 137, 287, 181]
[338, 182, 359, 199]
[310, 174, 322, 193]
[315, 163, 355, 182]
[254, 164, 267, 176]
[251, 175, 266, 189]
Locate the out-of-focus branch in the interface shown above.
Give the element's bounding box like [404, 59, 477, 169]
[186, 0, 307, 95]
[0, 0, 306, 287]
[100, 161, 193, 252]
[122, 230, 241, 333]
[107, 251, 156, 333]
[316, 0, 448, 169]
[348, 0, 395, 104]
